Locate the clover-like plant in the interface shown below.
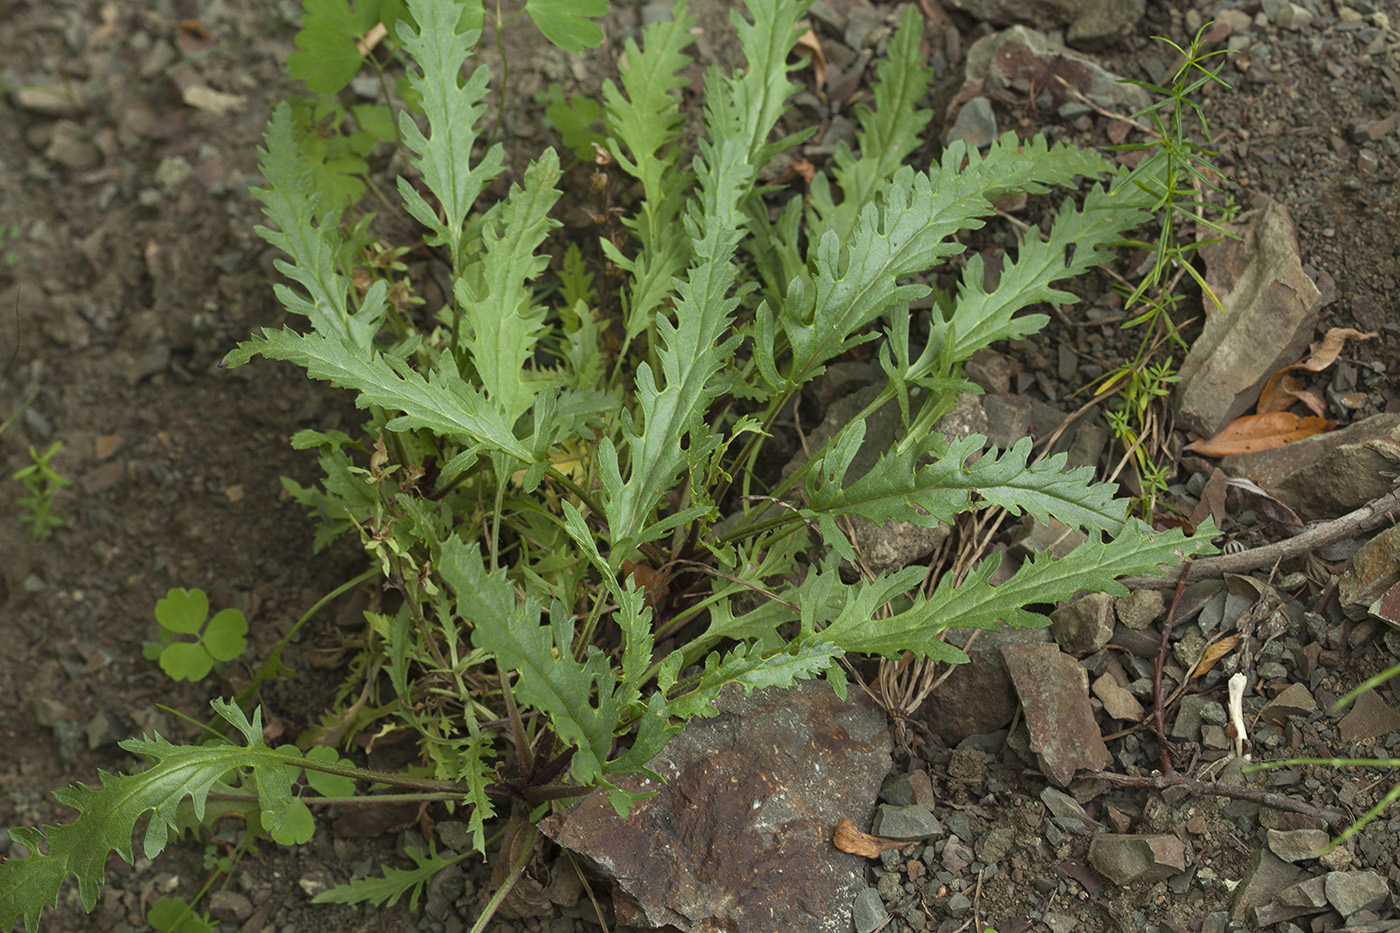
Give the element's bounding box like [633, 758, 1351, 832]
[1, 0, 1216, 928]
[143, 587, 249, 683]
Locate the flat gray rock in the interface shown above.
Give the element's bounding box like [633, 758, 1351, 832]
[1339, 689, 1400, 744]
[1177, 197, 1320, 437]
[1325, 870, 1390, 916]
[1087, 834, 1187, 885]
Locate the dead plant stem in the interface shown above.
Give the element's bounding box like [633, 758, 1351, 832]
[1080, 769, 1346, 826]
[1120, 491, 1400, 589]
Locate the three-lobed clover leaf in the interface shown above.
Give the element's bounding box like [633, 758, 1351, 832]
[145, 588, 249, 683]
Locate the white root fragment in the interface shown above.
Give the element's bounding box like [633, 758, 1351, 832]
[1228, 673, 1250, 761]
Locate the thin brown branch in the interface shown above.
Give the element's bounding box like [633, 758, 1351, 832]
[1122, 491, 1400, 589]
[1079, 769, 1347, 826]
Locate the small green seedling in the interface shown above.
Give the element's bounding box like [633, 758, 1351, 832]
[13, 441, 69, 540]
[2, 223, 20, 269]
[538, 83, 606, 161]
[146, 897, 213, 933]
[144, 588, 249, 682]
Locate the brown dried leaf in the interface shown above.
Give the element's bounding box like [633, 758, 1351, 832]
[1300, 326, 1379, 371]
[1202, 475, 1304, 527]
[1190, 467, 1230, 530]
[771, 157, 817, 185]
[1191, 634, 1240, 679]
[1257, 369, 1326, 416]
[795, 29, 827, 90]
[833, 818, 908, 858]
[1183, 412, 1334, 457]
[620, 559, 671, 608]
[1255, 327, 1378, 416]
[176, 20, 212, 54]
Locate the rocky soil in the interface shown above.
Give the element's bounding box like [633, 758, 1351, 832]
[3, 0, 1400, 932]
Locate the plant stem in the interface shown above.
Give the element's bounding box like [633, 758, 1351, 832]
[470, 820, 536, 933]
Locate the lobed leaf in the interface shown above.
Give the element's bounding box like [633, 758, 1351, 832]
[944, 184, 1153, 361]
[311, 843, 462, 910]
[453, 734, 497, 853]
[287, 0, 385, 96]
[225, 328, 534, 465]
[455, 150, 563, 424]
[203, 608, 249, 662]
[806, 434, 1134, 540]
[820, 522, 1217, 659]
[159, 642, 213, 682]
[664, 640, 843, 719]
[779, 134, 1116, 391]
[395, 0, 501, 271]
[601, 0, 809, 558]
[252, 102, 386, 348]
[155, 588, 208, 635]
[602, 2, 697, 346]
[440, 537, 621, 787]
[0, 702, 294, 933]
[810, 4, 934, 243]
[525, 0, 607, 53]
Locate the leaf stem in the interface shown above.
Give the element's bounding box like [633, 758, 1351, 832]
[469, 820, 536, 933]
[234, 567, 380, 708]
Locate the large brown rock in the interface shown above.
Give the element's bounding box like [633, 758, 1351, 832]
[1222, 413, 1400, 521]
[540, 679, 892, 933]
[1002, 642, 1109, 786]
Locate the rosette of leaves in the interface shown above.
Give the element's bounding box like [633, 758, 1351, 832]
[0, 0, 1217, 927]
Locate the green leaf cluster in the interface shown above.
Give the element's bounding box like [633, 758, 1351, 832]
[142, 588, 249, 683]
[229, 0, 1212, 808]
[12, 440, 69, 540]
[4, 0, 1219, 926]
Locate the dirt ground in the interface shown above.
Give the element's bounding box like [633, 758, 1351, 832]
[2, 1, 1400, 932]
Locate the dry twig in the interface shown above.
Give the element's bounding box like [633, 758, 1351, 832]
[1080, 769, 1346, 826]
[1121, 491, 1400, 589]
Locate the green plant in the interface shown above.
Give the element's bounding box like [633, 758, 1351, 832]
[142, 588, 250, 683]
[0, 0, 1216, 928]
[1094, 22, 1236, 516]
[1, 222, 20, 269]
[280, 0, 609, 218]
[12, 440, 69, 540]
[142, 839, 244, 933]
[538, 82, 606, 162]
